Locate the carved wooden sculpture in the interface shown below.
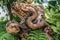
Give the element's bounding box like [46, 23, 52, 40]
[11, 2, 45, 29]
[6, 2, 55, 40]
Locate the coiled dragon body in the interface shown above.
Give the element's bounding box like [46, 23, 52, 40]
[11, 2, 46, 29]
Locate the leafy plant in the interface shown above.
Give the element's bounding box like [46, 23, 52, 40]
[44, 3, 60, 40]
[24, 29, 48, 40]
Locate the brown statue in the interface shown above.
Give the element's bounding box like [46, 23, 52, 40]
[6, 2, 55, 40]
[11, 2, 45, 29]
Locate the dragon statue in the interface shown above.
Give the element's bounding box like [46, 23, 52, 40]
[6, 2, 55, 40]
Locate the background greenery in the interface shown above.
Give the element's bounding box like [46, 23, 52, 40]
[0, 0, 60, 40]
